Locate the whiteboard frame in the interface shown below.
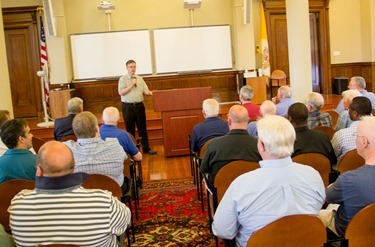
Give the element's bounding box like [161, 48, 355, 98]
[70, 30, 153, 80]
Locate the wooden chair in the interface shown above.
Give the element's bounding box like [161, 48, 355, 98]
[129, 134, 143, 188]
[314, 125, 335, 140]
[270, 69, 287, 97]
[325, 110, 339, 129]
[123, 158, 138, 220]
[338, 149, 365, 174]
[82, 174, 133, 246]
[59, 134, 77, 142]
[247, 214, 326, 247]
[0, 179, 35, 232]
[195, 139, 212, 212]
[292, 153, 331, 186]
[344, 203, 375, 247]
[32, 137, 46, 153]
[187, 134, 196, 183]
[208, 160, 259, 246]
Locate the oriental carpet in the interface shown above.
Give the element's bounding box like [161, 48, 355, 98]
[125, 178, 220, 247]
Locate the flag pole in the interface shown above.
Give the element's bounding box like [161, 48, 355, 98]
[36, 6, 54, 128]
[36, 70, 54, 128]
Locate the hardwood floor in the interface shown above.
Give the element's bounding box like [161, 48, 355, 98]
[141, 144, 192, 182]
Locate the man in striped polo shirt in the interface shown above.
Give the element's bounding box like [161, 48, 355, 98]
[8, 141, 131, 247]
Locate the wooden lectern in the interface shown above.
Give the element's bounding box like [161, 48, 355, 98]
[246, 77, 267, 104]
[153, 87, 212, 157]
[49, 89, 76, 119]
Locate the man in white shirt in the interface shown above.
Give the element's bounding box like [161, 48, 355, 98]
[212, 115, 325, 247]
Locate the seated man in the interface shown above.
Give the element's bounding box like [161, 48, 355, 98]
[239, 85, 260, 119]
[200, 105, 261, 189]
[100, 106, 142, 161]
[272, 85, 295, 116]
[0, 119, 36, 183]
[335, 89, 361, 132]
[304, 92, 332, 129]
[335, 76, 375, 113]
[247, 100, 276, 138]
[288, 102, 337, 168]
[64, 111, 129, 193]
[332, 97, 372, 165]
[54, 97, 83, 140]
[191, 98, 229, 153]
[212, 115, 325, 247]
[0, 110, 11, 156]
[9, 141, 131, 246]
[319, 116, 375, 237]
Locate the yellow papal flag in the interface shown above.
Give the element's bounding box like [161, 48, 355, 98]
[260, 3, 270, 78]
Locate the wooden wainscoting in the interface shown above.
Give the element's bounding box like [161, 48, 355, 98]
[331, 62, 375, 92]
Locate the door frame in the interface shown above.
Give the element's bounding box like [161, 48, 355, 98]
[263, 0, 331, 94]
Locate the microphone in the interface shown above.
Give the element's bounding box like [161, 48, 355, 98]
[131, 76, 137, 87]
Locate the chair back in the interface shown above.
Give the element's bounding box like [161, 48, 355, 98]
[0, 179, 35, 231]
[314, 125, 335, 140]
[338, 149, 365, 174]
[199, 139, 212, 159]
[325, 110, 339, 129]
[247, 214, 326, 247]
[270, 70, 287, 86]
[292, 153, 331, 186]
[59, 134, 77, 142]
[82, 174, 122, 200]
[345, 203, 375, 247]
[214, 160, 260, 203]
[32, 137, 46, 153]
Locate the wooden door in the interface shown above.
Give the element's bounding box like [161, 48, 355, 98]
[3, 9, 41, 118]
[265, 0, 331, 94]
[269, 13, 320, 92]
[269, 14, 289, 82]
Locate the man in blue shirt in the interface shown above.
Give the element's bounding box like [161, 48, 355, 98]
[0, 119, 36, 183]
[272, 85, 295, 116]
[319, 116, 375, 237]
[100, 106, 142, 161]
[191, 98, 229, 153]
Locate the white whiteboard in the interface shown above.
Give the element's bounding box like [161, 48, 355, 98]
[70, 30, 152, 80]
[153, 25, 233, 74]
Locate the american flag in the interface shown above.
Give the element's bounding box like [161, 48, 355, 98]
[40, 16, 50, 104]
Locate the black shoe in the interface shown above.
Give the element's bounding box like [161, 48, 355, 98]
[144, 149, 157, 155]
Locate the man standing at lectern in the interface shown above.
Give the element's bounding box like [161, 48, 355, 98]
[118, 59, 156, 155]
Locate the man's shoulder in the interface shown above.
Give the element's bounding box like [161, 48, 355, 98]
[54, 115, 74, 126]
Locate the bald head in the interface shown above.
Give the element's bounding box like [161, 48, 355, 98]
[356, 116, 375, 162]
[228, 105, 249, 129]
[260, 100, 276, 117]
[102, 106, 120, 125]
[37, 141, 75, 177]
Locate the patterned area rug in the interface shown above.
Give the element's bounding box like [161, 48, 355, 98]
[126, 178, 217, 246]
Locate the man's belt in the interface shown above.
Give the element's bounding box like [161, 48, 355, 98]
[123, 102, 142, 106]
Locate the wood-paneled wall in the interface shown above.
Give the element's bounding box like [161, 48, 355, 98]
[72, 70, 241, 114]
[331, 62, 375, 92]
